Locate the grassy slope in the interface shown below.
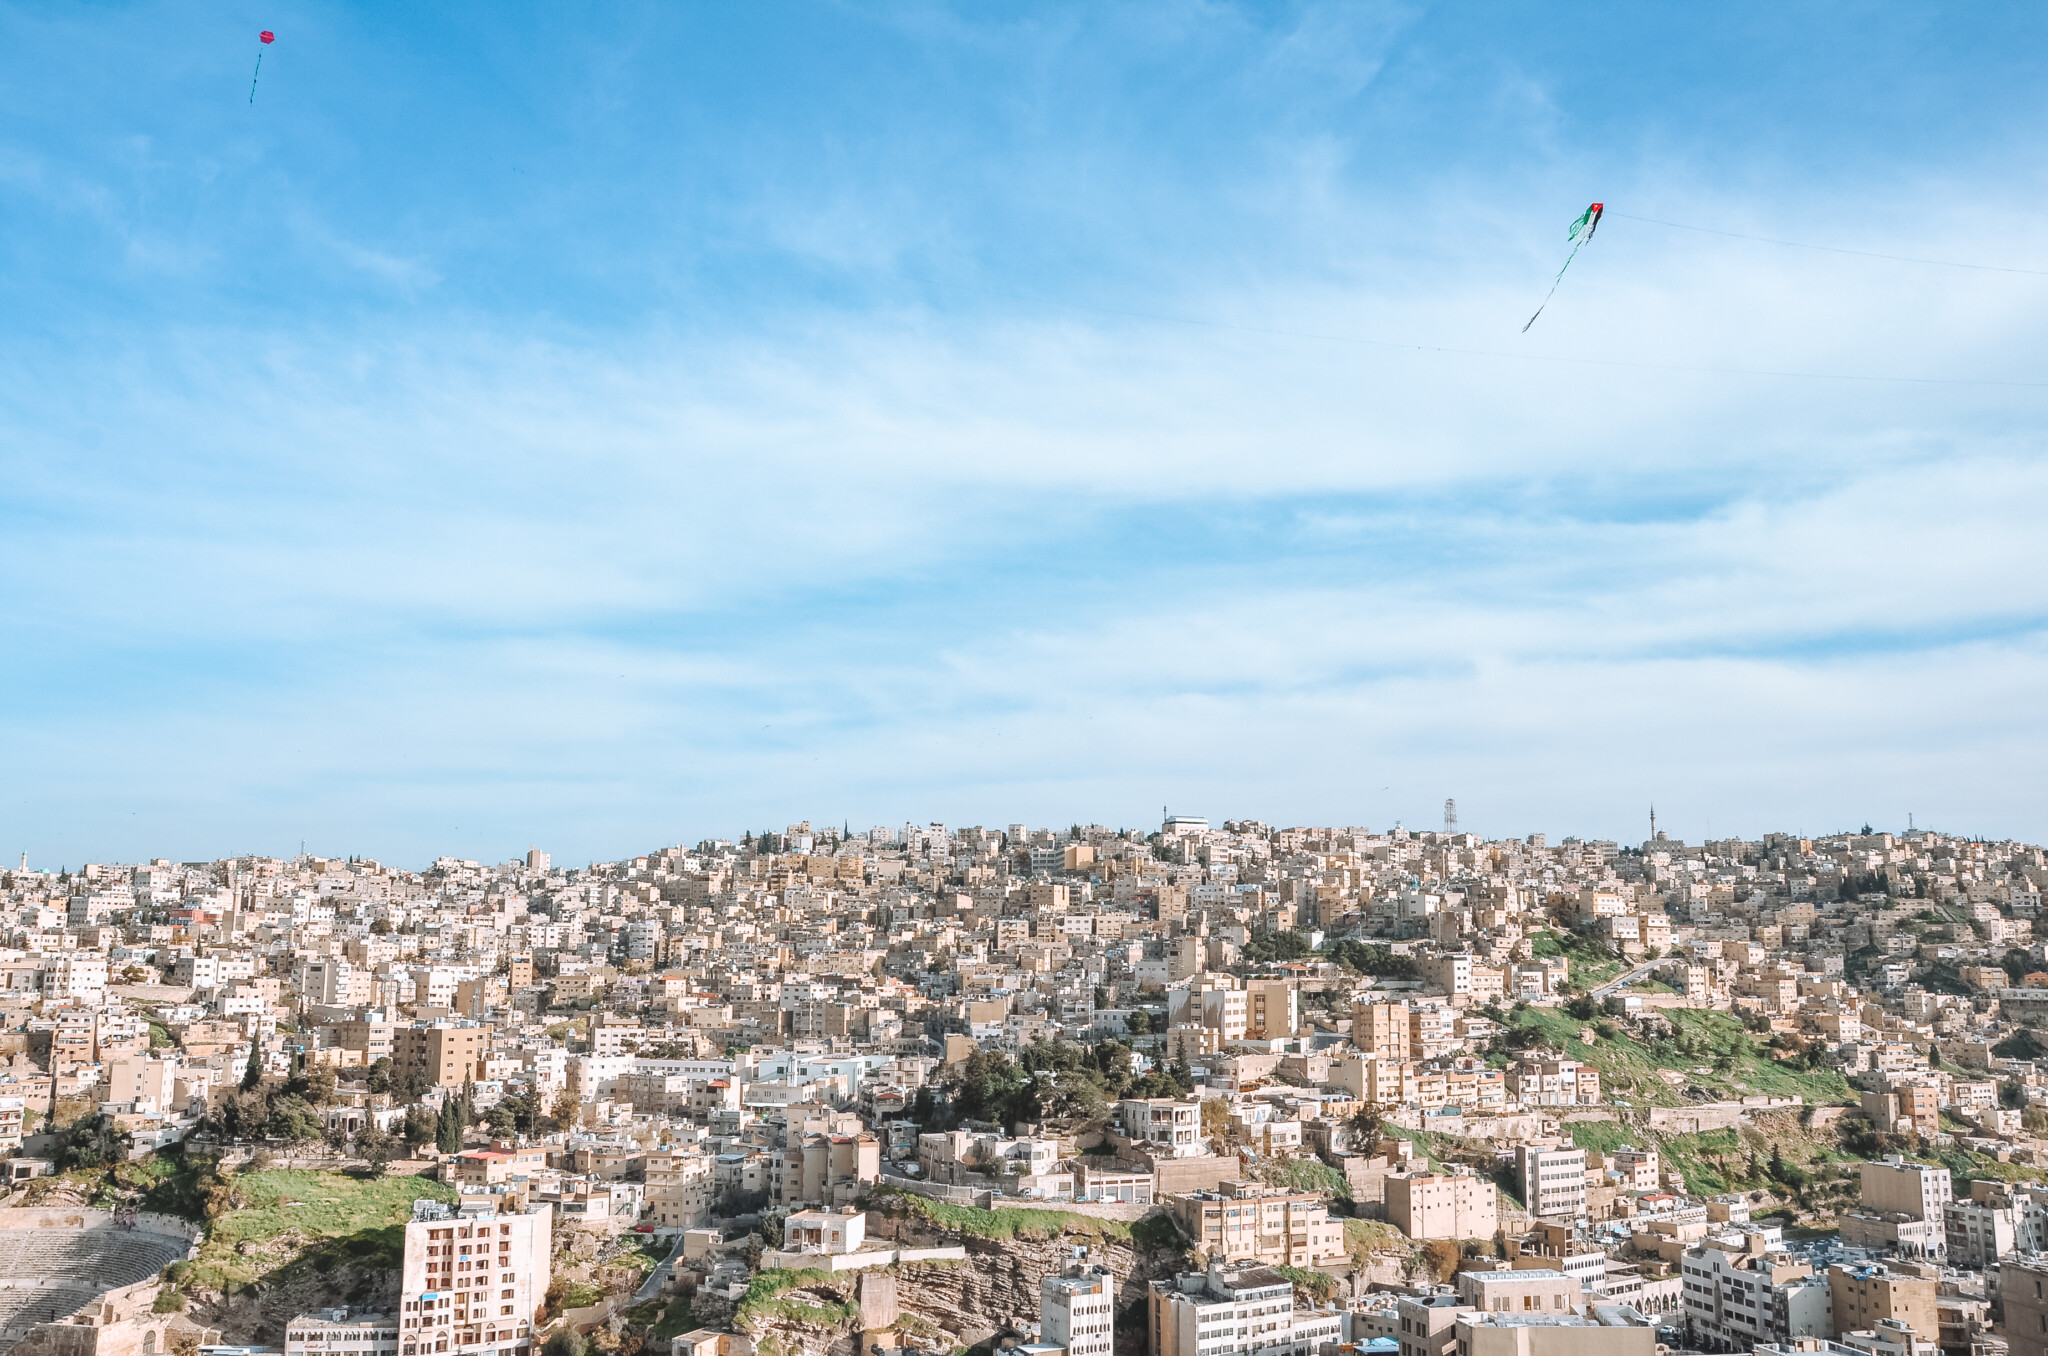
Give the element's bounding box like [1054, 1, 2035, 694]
[1260, 1158, 1351, 1200]
[1505, 1007, 1851, 1107]
[887, 1189, 1135, 1241]
[1529, 930, 1623, 989]
[1343, 1218, 1407, 1260]
[190, 1169, 456, 1290]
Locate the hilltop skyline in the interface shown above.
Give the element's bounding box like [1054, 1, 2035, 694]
[9, 811, 2008, 878]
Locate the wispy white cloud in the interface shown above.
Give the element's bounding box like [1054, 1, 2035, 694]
[5, 0, 2048, 863]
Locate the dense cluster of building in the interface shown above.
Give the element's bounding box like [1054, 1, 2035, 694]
[7, 814, 2048, 1356]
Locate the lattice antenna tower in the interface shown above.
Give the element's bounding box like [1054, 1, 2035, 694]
[1443, 798, 1457, 834]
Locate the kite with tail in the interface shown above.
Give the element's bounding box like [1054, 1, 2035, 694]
[1522, 201, 1603, 332]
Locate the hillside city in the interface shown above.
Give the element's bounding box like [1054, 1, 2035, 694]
[2, 816, 2048, 1356]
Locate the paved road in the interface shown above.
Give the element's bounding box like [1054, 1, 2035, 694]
[1591, 958, 1663, 999]
[632, 1231, 687, 1304]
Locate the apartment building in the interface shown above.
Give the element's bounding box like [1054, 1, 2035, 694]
[2001, 1257, 2048, 1356]
[1828, 1264, 1937, 1344]
[1244, 979, 1298, 1041]
[1120, 1098, 1204, 1158]
[1606, 1147, 1660, 1192]
[394, 1022, 488, 1089]
[1516, 1145, 1588, 1222]
[642, 1147, 716, 1227]
[286, 1312, 400, 1356]
[1351, 1002, 1410, 1063]
[1861, 1158, 1954, 1223]
[1458, 1269, 1579, 1317]
[397, 1197, 551, 1356]
[1679, 1233, 1823, 1350]
[1168, 1180, 1345, 1268]
[1508, 1057, 1601, 1108]
[1147, 1260, 1344, 1356]
[1945, 1180, 2048, 1269]
[1043, 1260, 1115, 1356]
[1396, 1295, 1467, 1356]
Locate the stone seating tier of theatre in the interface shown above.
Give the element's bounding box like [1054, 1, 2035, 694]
[0, 1228, 189, 1343]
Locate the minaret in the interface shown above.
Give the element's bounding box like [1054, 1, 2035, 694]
[1649, 804, 1658, 841]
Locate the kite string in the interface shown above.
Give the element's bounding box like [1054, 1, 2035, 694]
[1607, 210, 2048, 278]
[250, 50, 263, 104]
[1521, 238, 1585, 333]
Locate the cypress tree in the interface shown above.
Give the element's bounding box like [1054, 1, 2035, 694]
[436, 1098, 463, 1153]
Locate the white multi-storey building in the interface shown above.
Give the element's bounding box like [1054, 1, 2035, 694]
[1516, 1145, 1588, 1221]
[397, 1196, 551, 1356]
[1148, 1260, 1344, 1356]
[1042, 1259, 1115, 1356]
[1679, 1232, 1825, 1351]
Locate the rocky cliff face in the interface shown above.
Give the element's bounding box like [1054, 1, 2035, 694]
[186, 1258, 396, 1341]
[700, 1204, 1192, 1356]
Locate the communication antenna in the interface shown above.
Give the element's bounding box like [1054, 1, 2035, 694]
[1443, 798, 1457, 833]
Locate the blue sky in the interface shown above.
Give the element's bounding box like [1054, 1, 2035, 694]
[7, 2, 2048, 867]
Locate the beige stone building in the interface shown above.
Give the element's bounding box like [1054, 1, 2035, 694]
[1386, 1169, 1499, 1241]
[394, 1022, 487, 1089]
[1829, 1263, 1938, 1343]
[1169, 1180, 1345, 1268]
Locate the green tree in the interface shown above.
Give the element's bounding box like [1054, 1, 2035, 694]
[358, 1124, 396, 1176]
[1242, 929, 1313, 964]
[436, 1098, 463, 1153]
[54, 1114, 132, 1171]
[290, 1061, 337, 1106]
[366, 1057, 393, 1095]
[1008, 1074, 1045, 1128]
[953, 1051, 1024, 1123]
[241, 1041, 264, 1092]
[265, 1094, 322, 1141]
[391, 1060, 430, 1104]
[403, 1103, 437, 1154]
[544, 1332, 588, 1356]
[1325, 941, 1419, 978]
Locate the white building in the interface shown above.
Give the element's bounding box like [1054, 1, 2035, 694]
[397, 1196, 551, 1356]
[782, 1208, 865, 1255]
[1042, 1259, 1115, 1356]
[286, 1311, 400, 1356]
[1119, 1098, 1204, 1158]
[1147, 1260, 1345, 1356]
[1516, 1145, 1588, 1221]
[1679, 1232, 1824, 1351]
